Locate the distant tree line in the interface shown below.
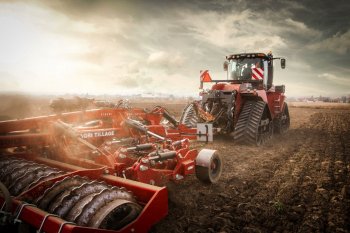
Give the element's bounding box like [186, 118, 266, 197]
[287, 95, 350, 103]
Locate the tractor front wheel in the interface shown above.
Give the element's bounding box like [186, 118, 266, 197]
[195, 149, 222, 183]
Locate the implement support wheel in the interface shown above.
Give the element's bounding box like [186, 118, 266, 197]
[195, 149, 222, 183]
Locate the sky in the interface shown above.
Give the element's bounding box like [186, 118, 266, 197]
[0, 0, 349, 97]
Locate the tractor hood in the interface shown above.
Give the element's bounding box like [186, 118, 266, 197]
[201, 82, 268, 103]
[211, 83, 241, 91]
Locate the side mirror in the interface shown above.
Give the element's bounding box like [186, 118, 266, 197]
[281, 58, 286, 69]
[223, 61, 229, 71]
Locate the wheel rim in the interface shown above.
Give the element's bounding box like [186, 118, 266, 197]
[210, 157, 220, 177]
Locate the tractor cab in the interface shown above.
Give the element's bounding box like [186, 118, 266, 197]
[224, 52, 285, 90]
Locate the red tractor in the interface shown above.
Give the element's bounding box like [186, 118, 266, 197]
[181, 52, 290, 145]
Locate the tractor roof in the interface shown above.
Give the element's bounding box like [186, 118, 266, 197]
[226, 52, 271, 60]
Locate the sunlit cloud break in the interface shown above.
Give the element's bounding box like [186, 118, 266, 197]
[0, 0, 349, 97]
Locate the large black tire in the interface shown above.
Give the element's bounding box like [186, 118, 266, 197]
[274, 103, 290, 134]
[233, 100, 270, 146]
[195, 150, 222, 184]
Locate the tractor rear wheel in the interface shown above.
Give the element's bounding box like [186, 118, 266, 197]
[195, 149, 222, 183]
[274, 103, 290, 134]
[233, 100, 272, 146]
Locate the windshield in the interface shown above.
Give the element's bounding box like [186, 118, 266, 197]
[228, 58, 264, 81]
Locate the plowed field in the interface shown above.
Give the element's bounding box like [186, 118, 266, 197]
[151, 107, 350, 233]
[0, 95, 349, 233]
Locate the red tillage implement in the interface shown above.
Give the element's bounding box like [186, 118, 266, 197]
[0, 106, 222, 232]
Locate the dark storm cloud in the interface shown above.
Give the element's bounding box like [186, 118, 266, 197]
[43, 0, 184, 20]
[1, 0, 349, 96]
[291, 0, 350, 35]
[46, 0, 349, 49]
